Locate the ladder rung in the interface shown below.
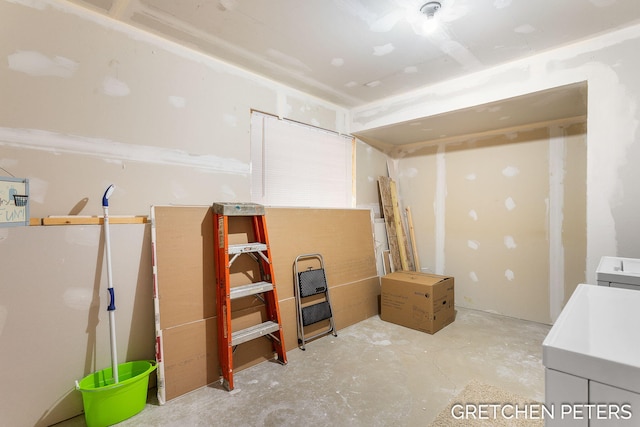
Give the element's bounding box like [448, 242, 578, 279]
[228, 243, 267, 254]
[230, 282, 274, 299]
[232, 321, 280, 346]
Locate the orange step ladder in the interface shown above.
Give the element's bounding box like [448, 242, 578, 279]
[212, 202, 287, 391]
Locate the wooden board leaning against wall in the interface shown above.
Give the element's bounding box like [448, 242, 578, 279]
[378, 176, 417, 272]
[151, 205, 380, 402]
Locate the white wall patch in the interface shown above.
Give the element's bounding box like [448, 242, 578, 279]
[373, 43, 395, 56]
[467, 240, 480, 250]
[8, 50, 78, 78]
[468, 209, 478, 221]
[469, 271, 479, 282]
[465, 173, 477, 181]
[168, 96, 186, 108]
[369, 10, 404, 32]
[170, 181, 188, 199]
[266, 48, 312, 72]
[331, 58, 344, 67]
[101, 76, 130, 97]
[505, 197, 516, 211]
[26, 176, 48, 204]
[502, 166, 520, 177]
[493, 0, 512, 9]
[514, 24, 536, 34]
[505, 269, 515, 281]
[504, 235, 517, 249]
[221, 184, 236, 199]
[63, 287, 93, 311]
[223, 114, 238, 127]
[403, 167, 418, 178]
[0, 127, 250, 175]
[64, 227, 99, 247]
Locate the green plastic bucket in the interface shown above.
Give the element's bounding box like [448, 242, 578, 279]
[76, 360, 157, 427]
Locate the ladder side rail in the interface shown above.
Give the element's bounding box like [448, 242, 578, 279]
[252, 215, 287, 364]
[293, 260, 307, 350]
[321, 275, 338, 338]
[311, 253, 337, 337]
[253, 216, 275, 317]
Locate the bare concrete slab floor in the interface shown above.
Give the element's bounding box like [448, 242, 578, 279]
[55, 307, 550, 426]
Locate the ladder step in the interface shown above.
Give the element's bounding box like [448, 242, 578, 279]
[232, 321, 280, 346]
[228, 243, 267, 254]
[230, 281, 274, 299]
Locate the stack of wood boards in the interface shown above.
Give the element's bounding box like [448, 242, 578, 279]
[378, 176, 415, 272]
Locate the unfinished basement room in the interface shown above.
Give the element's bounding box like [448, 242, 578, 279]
[2, 1, 640, 426]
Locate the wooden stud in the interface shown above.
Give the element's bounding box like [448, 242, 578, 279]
[406, 206, 420, 272]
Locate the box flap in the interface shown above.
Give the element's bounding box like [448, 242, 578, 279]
[383, 271, 451, 286]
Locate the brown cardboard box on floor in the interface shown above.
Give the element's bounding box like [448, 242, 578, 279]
[380, 271, 455, 334]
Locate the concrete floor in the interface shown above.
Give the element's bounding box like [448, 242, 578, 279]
[56, 307, 550, 426]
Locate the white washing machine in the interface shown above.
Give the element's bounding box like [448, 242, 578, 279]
[597, 256, 640, 290]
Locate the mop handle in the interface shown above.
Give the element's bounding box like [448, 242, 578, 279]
[102, 184, 119, 384]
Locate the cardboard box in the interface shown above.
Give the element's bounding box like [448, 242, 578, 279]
[380, 271, 455, 334]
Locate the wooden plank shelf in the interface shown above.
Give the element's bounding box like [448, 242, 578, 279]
[39, 216, 148, 226]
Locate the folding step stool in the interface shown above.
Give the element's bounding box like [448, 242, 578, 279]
[294, 253, 337, 350]
[212, 202, 287, 391]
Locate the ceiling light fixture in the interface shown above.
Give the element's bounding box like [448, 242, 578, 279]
[420, 1, 441, 19]
[419, 1, 442, 34]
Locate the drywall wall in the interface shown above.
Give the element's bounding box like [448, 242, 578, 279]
[355, 138, 389, 217]
[1, 0, 388, 218]
[395, 126, 586, 324]
[0, 2, 389, 426]
[0, 223, 153, 427]
[352, 23, 640, 319]
[392, 125, 587, 324]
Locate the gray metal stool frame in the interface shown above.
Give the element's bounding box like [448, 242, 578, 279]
[294, 253, 338, 350]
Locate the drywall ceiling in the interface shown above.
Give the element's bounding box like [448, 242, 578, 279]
[66, 0, 632, 145]
[68, 0, 638, 108]
[354, 82, 588, 153]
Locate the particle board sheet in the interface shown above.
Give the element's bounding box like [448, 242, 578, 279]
[153, 206, 215, 329]
[152, 205, 379, 402]
[265, 207, 378, 300]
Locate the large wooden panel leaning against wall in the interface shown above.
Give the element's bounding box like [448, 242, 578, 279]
[152, 206, 379, 401]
